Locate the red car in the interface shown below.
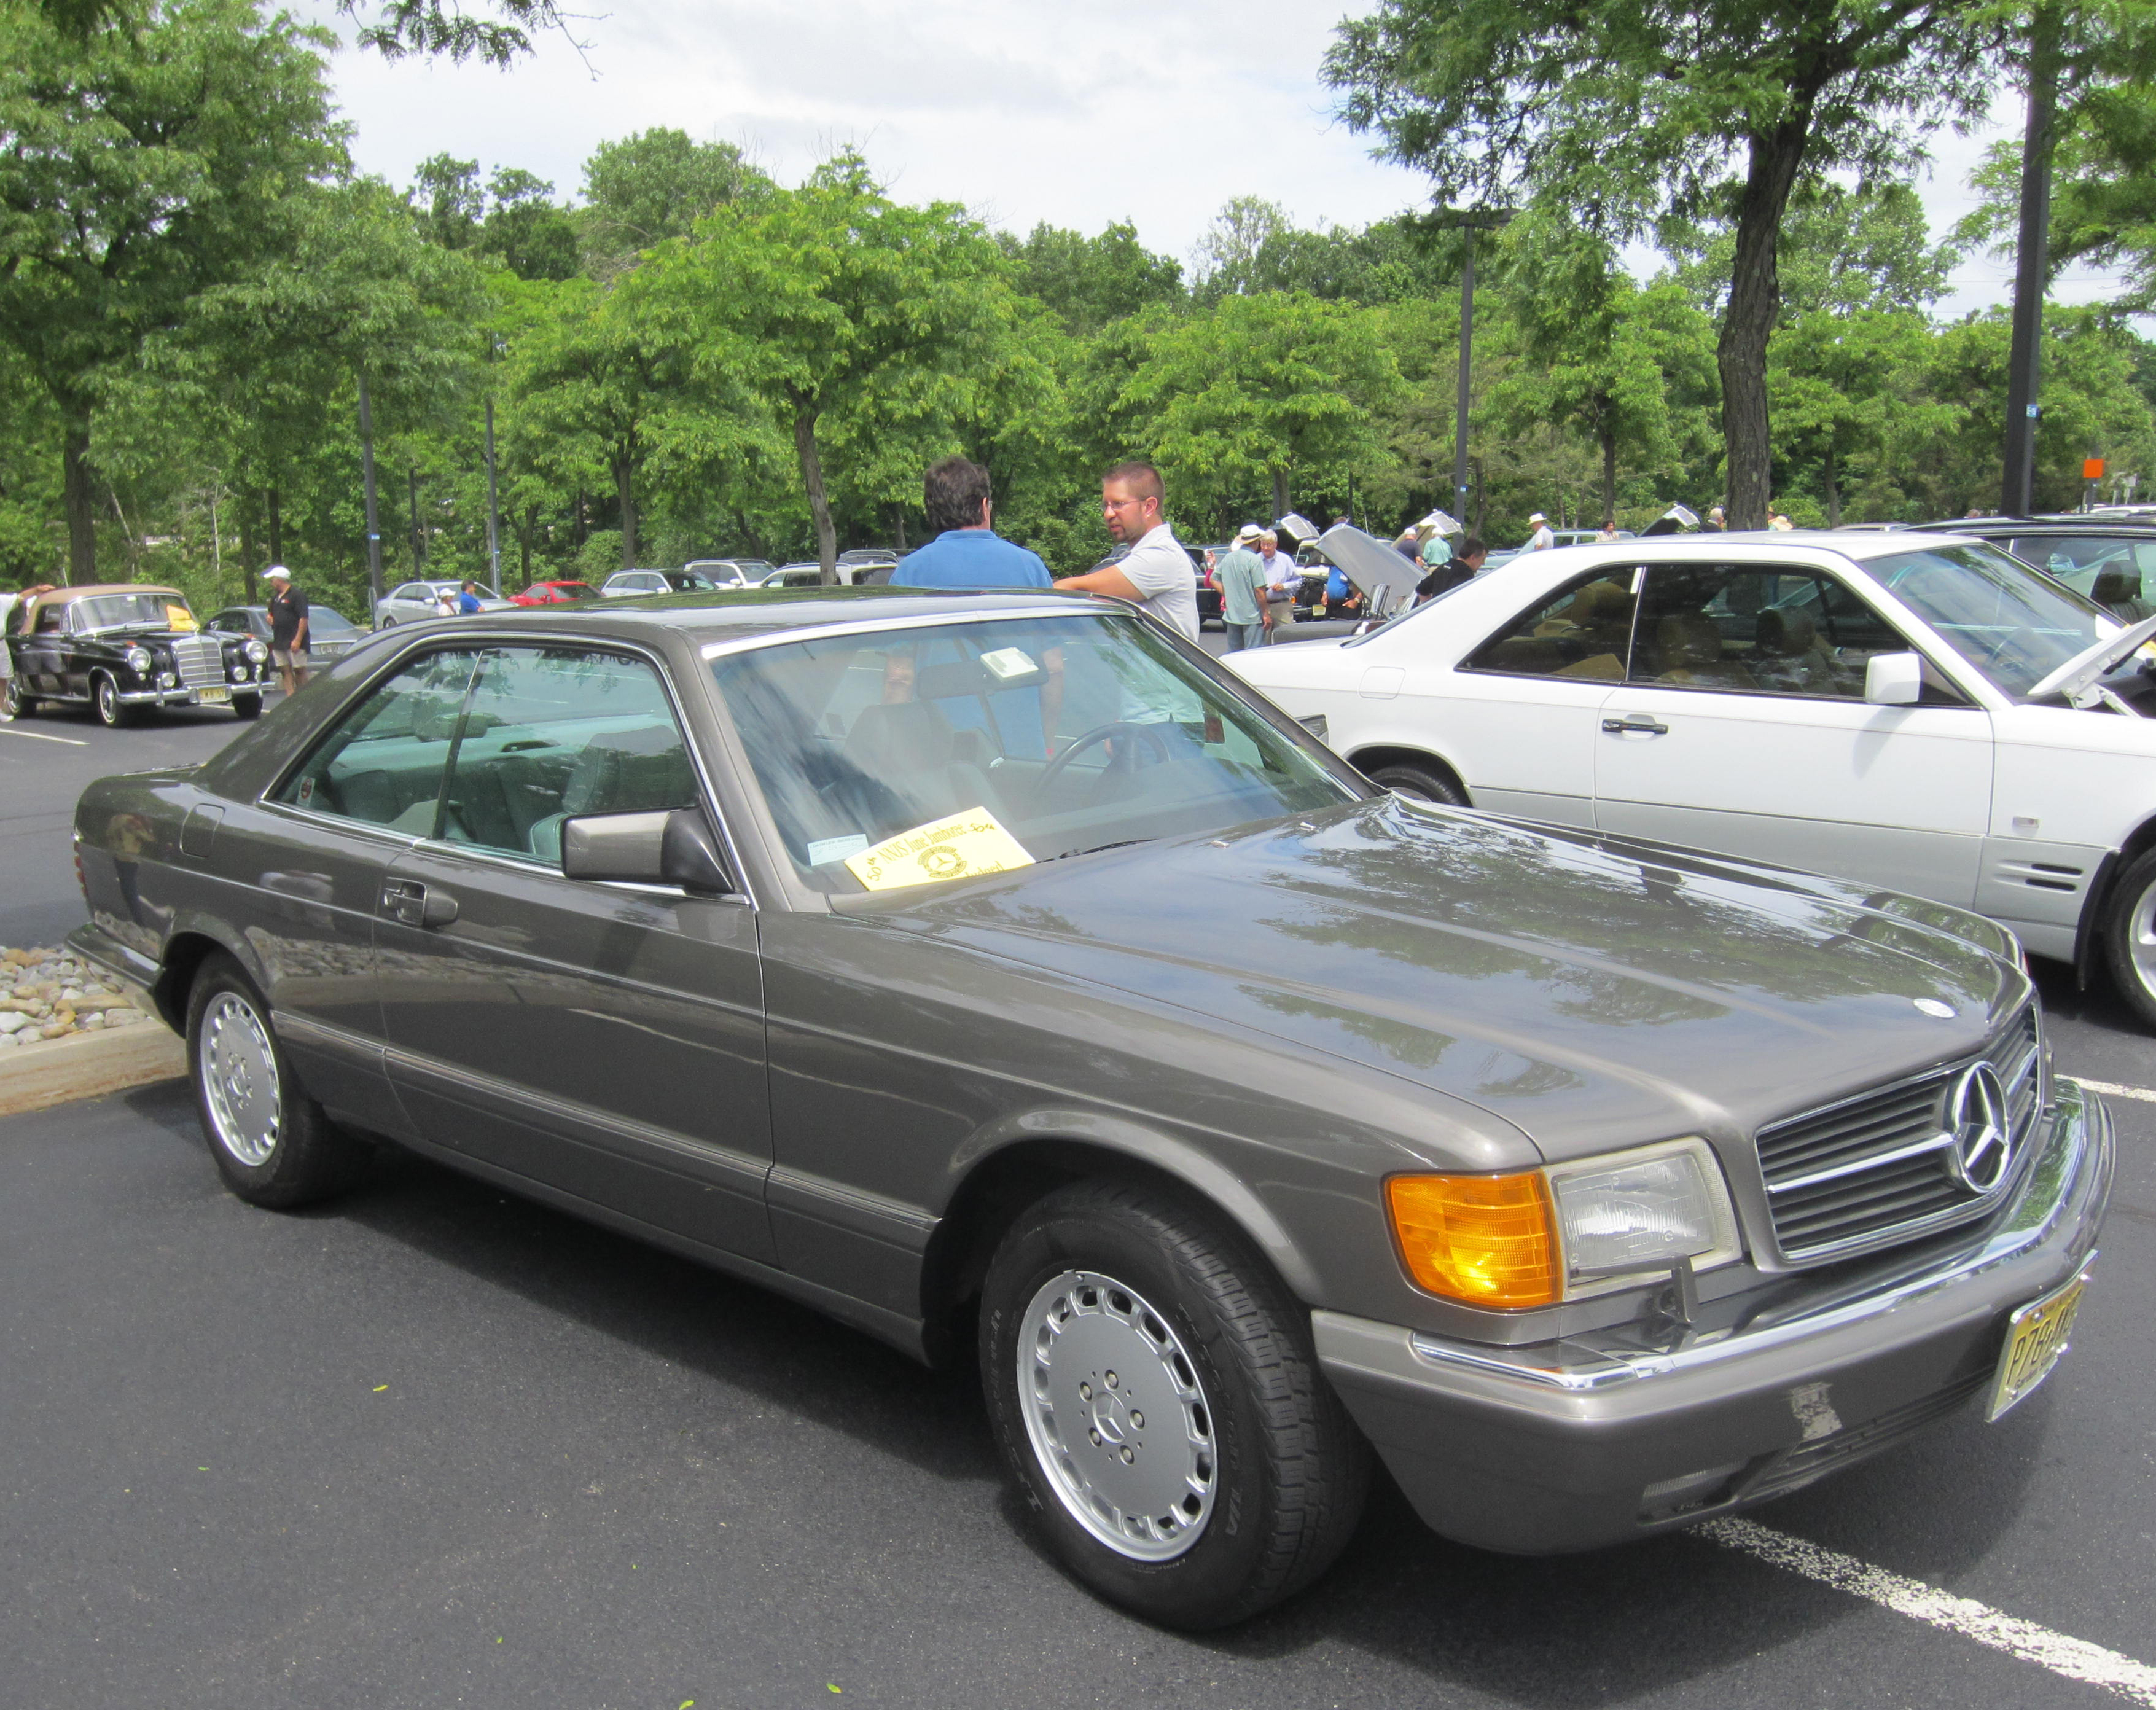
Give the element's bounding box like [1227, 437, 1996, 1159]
[510, 580, 600, 607]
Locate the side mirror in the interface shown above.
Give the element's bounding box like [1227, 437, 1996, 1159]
[1864, 651, 1924, 706]
[561, 806, 734, 896]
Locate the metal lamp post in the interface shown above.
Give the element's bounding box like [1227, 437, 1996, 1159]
[1431, 207, 1514, 528]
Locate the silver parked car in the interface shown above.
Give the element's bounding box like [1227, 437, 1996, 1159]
[601, 568, 733, 597]
[66, 590, 2111, 1629]
[372, 580, 513, 628]
[204, 603, 368, 665]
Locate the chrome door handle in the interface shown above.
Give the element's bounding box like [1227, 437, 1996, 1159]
[381, 879, 459, 927]
[1602, 714, 1669, 736]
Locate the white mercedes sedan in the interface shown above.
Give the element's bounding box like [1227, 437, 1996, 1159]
[1225, 529, 2156, 1025]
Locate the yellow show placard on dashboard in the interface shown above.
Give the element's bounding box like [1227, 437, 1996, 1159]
[845, 807, 1036, 892]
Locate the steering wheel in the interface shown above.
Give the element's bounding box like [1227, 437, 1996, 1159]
[1035, 720, 1175, 800]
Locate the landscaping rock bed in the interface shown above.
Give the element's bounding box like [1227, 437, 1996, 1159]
[0, 945, 153, 1047]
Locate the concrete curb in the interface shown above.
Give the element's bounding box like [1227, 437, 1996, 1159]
[0, 994, 185, 1118]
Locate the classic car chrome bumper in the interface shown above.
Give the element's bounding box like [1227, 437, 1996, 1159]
[116, 683, 259, 705]
[1313, 1078, 2114, 1555]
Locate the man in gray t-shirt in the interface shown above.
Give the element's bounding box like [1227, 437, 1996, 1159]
[1054, 460, 1200, 642]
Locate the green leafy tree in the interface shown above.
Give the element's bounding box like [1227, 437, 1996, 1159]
[580, 129, 762, 277]
[1767, 308, 1940, 524]
[1490, 216, 1713, 526]
[1122, 291, 1403, 526]
[1665, 183, 1958, 322]
[654, 154, 1024, 580]
[996, 221, 1184, 334]
[1324, 0, 2006, 527]
[0, 0, 343, 580]
[479, 168, 579, 281]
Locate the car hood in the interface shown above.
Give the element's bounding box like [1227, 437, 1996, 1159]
[875, 799, 2023, 1165]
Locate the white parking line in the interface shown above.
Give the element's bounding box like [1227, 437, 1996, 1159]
[2071, 1077, 2156, 1105]
[1702, 1518, 2156, 1704]
[0, 725, 87, 746]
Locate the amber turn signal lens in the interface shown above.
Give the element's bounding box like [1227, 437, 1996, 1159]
[1385, 1173, 1560, 1308]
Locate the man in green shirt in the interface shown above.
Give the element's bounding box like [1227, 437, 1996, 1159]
[1214, 529, 1273, 652]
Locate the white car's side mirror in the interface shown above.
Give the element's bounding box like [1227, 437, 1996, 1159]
[1864, 651, 1924, 706]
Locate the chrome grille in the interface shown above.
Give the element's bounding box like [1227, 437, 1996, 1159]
[1757, 1007, 2043, 1263]
[168, 634, 223, 688]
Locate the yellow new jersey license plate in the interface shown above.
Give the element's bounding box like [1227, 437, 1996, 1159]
[1986, 1269, 2091, 1421]
[197, 686, 230, 705]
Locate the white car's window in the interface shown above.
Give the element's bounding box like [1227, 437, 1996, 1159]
[712, 614, 1357, 892]
[1629, 564, 1926, 699]
[1463, 570, 1641, 681]
[274, 650, 482, 834]
[1870, 542, 2108, 697]
[436, 647, 700, 864]
[392, 584, 424, 603]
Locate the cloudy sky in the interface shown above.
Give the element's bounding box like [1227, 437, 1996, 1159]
[298, 0, 2130, 319]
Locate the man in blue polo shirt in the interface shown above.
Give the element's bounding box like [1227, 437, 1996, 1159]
[891, 457, 1053, 589]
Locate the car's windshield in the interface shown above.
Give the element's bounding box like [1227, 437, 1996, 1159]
[1868, 542, 2110, 696]
[77, 593, 193, 632]
[665, 572, 718, 591]
[711, 613, 1359, 893]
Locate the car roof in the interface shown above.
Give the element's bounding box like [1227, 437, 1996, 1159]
[36, 583, 186, 603]
[1942, 515, 2156, 536]
[431, 585, 1102, 644]
[1510, 527, 1988, 566]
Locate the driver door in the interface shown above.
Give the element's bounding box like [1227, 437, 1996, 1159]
[1592, 562, 1994, 905]
[373, 642, 775, 1263]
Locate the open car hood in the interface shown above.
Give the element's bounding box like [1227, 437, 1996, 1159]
[2026, 609, 2156, 704]
[1315, 523, 1421, 600]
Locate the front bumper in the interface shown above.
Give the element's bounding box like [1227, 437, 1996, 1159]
[1315, 1079, 2114, 1555]
[117, 682, 258, 705]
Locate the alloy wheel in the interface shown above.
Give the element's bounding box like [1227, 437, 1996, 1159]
[199, 991, 282, 1167]
[1017, 1268, 1216, 1561]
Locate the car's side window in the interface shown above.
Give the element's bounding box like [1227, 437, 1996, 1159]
[434, 647, 700, 864]
[273, 650, 481, 832]
[1627, 564, 1941, 700]
[1463, 570, 1641, 681]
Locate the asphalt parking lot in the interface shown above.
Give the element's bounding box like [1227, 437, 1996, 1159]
[3, 691, 2152, 1709]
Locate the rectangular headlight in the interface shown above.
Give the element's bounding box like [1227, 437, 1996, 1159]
[1546, 1139, 1740, 1292]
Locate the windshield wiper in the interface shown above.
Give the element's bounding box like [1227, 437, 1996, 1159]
[1045, 838, 1155, 862]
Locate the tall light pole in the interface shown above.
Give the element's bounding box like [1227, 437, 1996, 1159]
[1431, 207, 1513, 528]
[356, 369, 385, 611]
[2002, 4, 2063, 517]
[483, 334, 502, 591]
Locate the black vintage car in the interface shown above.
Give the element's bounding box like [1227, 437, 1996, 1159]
[4, 584, 272, 725]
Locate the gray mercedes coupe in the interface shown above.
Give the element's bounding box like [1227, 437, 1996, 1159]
[66, 588, 2112, 1629]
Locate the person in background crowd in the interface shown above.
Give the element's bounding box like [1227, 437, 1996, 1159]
[1706, 506, 1727, 531]
[1416, 536, 1485, 604]
[1392, 528, 1421, 561]
[1415, 520, 1449, 569]
[892, 456, 1052, 588]
[1321, 559, 1364, 620]
[1256, 529, 1300, 639]
[1055, 461, 1200, 641]
[1768, 509, 1795, 531]
[1525, 512, 1555, 551]
[457, 579, 484, 614]
[0, 577, 33, 712]
[1214, 531, 1271, 652]
[12, 581, 54, 634]
[262, 565, 311, 696]
[1595, 517, 1619, 543]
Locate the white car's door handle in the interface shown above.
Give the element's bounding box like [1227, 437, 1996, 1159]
[1602, 714, 1670, 735]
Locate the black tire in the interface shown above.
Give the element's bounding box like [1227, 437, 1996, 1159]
[93, 671, 136, 728]
[232, 693, 263, 720]
[980, 1179, 1369, 1630]
[1, 676, 30, 719]
[1364, 759, 1469, 808]
[2103, 848, 2156, 1032]
[186, 953, 370, 1208]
